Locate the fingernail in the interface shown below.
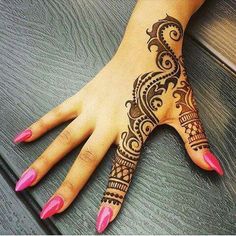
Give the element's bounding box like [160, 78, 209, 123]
[14, 129, 32, 143]
[203, 151, 224, 176]
[96, 207, 113, 233]
[15, 168, 37, 191]
[40, 196, 64, 219]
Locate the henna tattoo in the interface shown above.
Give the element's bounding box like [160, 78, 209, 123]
[101, 191, 123, 206]
[102, 15, 185, 204]
[173, 80, 209, 151]
[101, 197, 122, 206]
[102, 15, 208, 206]
[103, 191, 124, 199]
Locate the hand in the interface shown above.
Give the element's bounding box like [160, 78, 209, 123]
[14, 5, 223, 234]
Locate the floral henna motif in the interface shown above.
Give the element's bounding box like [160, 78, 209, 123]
[173, 80, 209, 151]
[102, 15, 185, 204]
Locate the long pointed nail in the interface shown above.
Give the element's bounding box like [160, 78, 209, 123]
[40, 196, 64, 219]
[203, 151, 224, 176]
[96, 207, 113, 233]
[14, 129, 32, 143]
[15, 168, 37, 191]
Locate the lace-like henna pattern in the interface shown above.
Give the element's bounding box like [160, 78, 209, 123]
[102, 15, 184, 203]
[173, 80, 209, 151]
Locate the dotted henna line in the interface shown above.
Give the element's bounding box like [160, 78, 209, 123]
[101, 197, 122, 205]
[104, 191, 124, 199]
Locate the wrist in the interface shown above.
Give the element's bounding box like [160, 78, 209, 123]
[113, 0, 205, 67]
[118, 0, 205, 44]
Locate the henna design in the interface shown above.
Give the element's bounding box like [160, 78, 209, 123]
[101, 197, 122, 206]
[102, 15, 184, 204]
[173, 80, 209, 151]
[103, 192, 124, 199]
[101, 192, 123, 205]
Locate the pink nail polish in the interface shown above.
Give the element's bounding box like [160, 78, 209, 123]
[40, 196, 64, 219]
[203, 151, 224, 176]
[14, 129, 32, 143]
[96, 207, 113, 233]
[15, 168, 37, 191]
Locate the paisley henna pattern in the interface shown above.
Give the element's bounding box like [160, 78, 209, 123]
[173, 80, 209, 151]
[102, 15, 206, 204]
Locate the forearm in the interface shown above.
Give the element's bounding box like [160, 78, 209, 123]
[115, 0, 205, 60]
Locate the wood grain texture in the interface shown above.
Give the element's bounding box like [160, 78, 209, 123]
[187, 0, 236, 71]
[0, 169, 47, 234]
[0, 0, 235, 234]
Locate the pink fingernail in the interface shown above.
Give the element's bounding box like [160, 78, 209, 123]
[40, 196, 64, 219]
[14, 129, 32, 143]
[96, 207, 113, 233]
[15, 168, 37, 191]
[203, 151, 224, 176]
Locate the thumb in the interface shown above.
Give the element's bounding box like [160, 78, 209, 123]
[170, 81, 224, 175]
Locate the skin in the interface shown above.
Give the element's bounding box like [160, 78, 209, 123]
[17, 0, 217, 225]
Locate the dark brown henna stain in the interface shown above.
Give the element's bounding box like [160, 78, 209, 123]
[173, 80, 209, 151]
[101, 197, 122, 206]
[102, 15, 184, 204]
[103, 192, 124, 199]
[101, 192, 123, 206]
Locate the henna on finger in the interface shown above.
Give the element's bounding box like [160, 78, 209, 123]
[173, 80, 209, 151]
[102, 14, 184, 205]
[98, 15, 223, 233]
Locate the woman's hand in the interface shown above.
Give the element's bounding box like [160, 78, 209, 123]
[14, 1, 223, 233]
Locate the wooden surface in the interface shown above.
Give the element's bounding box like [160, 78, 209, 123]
[0, 0, 235, 234]
[0, 160, 53, 234]
[188, 0, 236, 70]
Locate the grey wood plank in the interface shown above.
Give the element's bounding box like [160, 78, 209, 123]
[0, 157, 62, 234]
[0, 0, 236, 234]
[187, 0, 236, 71]
[0, 167, 48, 234]
[0, 0, 234, 68]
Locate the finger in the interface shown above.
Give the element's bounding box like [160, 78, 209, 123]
[39, 127, 115, 219]
[15, 114, 92, 192]
[13, 94, 82, 143]
[96, 138, 141, 233]
[170, 80, 224, 175]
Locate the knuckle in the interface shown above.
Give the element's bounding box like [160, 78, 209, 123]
[57, 129, 73, 145]
[79, 147, 98, 164]
[36, 155, 50, 167]
[52, 106, 63, 117]
[61, 180, 75, 194]
[36, 119, 48, 131]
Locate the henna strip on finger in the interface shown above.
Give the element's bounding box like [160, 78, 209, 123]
[102, 15, 184, 203]
[173, 80, 209, 151]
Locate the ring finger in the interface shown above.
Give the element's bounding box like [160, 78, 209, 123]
[39, 126, 115, 219]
